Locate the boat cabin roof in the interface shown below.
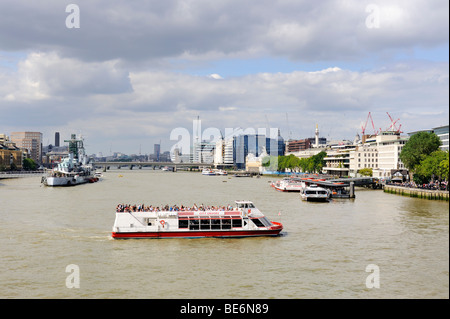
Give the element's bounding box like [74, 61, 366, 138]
[235, 200, 256, 207]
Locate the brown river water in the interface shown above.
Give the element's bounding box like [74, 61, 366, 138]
[0, 169, 448, 298]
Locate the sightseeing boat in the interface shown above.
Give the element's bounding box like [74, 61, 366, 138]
[300, 183, 330, 202]
[112, 200, 283, 239]
[273, 178, 304, 192]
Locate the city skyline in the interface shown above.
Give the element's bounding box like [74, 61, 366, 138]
[0, 1, 448, 155]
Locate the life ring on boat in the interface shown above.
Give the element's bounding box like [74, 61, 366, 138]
[160, 220, 165, 227]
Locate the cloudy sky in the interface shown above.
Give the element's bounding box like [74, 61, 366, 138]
[0, 0, 448, 155]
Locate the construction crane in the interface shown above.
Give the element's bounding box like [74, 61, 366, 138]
[386, 112, 403, 133]
[361, 112, 379, 136]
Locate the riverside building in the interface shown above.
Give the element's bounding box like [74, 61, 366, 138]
[433, 125, 449, 151]
[10, 131, 43, 164]
[0, 140, 23, 170]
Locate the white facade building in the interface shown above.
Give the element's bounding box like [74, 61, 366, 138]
[349, 144, 378, 177]
[373, 131, 408, 179]
[433, 125, 449, 151]
[214, 137, 235, 166]
[193, 141, 216, 164]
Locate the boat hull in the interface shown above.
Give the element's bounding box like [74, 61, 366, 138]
[43, 175, 94, 186]
[301, 195, 329, 202]
[274, 186, 302, 192]
[112, 223, 283, 239]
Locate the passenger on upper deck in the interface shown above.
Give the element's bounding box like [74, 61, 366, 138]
[116, 203, 238, 213]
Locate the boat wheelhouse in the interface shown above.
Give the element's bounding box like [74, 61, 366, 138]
[112, 200, 283, 239]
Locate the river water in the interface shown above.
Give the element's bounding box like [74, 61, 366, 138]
[0, 170, 448, 299]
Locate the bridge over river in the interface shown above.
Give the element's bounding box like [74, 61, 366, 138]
[93, 161, 224, 172]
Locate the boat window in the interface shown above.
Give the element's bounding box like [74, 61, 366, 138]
[178, 218, 188, 229]
[305, 190, 317, 195]
[232, 218, 242, 228]
[259, 217, 272, 227]
[248, 203, 255, 208]
[251, 218, 265, 227]
[144, 218, 154, 226]
[189, 218, 199, 230]
[211, 219, 221, 230]
[200, 218, 210, 230]
[222, 218, 232, 229]
[318, 191, 327, 195]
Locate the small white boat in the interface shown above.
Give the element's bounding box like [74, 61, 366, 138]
[273, 178, 304, 192]
[215, 169, 228, 176]
[202, 168, 216, 175]
[300, 184, 330, 202]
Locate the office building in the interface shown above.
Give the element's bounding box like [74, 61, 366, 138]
[55, 132, 60, 147]
[407, 125, 448, 151]
[10, 131, 43, 164]
[349, 145, 378, 177]
[286, 139, 311, 153]
[433, 125, 449, 151]
[154, 144, 160, 161]
[193, 141, 216, 164]
[0, 140, 23, 170]
[234, 133, 284, 169]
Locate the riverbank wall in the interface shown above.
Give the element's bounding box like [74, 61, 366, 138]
[384, 185, 449, 201]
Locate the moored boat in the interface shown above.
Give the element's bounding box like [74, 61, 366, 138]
[112, 200, 283, 239]
[202, 168, 216, 175]
[41, 134, 95, 187]
[273, 178, 304, 192]
[300, 184, 330, 202]
[214, 169, 228, 176]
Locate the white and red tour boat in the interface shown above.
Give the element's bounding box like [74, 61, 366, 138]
[112, 200, 283, 239]
[272, 178, 304, 192]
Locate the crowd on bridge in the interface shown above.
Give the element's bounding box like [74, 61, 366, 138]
[116, 203, 235, 213]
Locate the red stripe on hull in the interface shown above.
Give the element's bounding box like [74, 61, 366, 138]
[112, 227, 282, 239]
[275, 188, 301, 192]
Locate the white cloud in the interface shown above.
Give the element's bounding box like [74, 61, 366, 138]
[209, 73, 223, 80]
[1, 50, 447, 154]
[0, 0, 447, 64]
[1, 52, 131, 102]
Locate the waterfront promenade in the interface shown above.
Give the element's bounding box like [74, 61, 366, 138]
[384, 184, 449, 201]
[0, 171, 43, 179]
